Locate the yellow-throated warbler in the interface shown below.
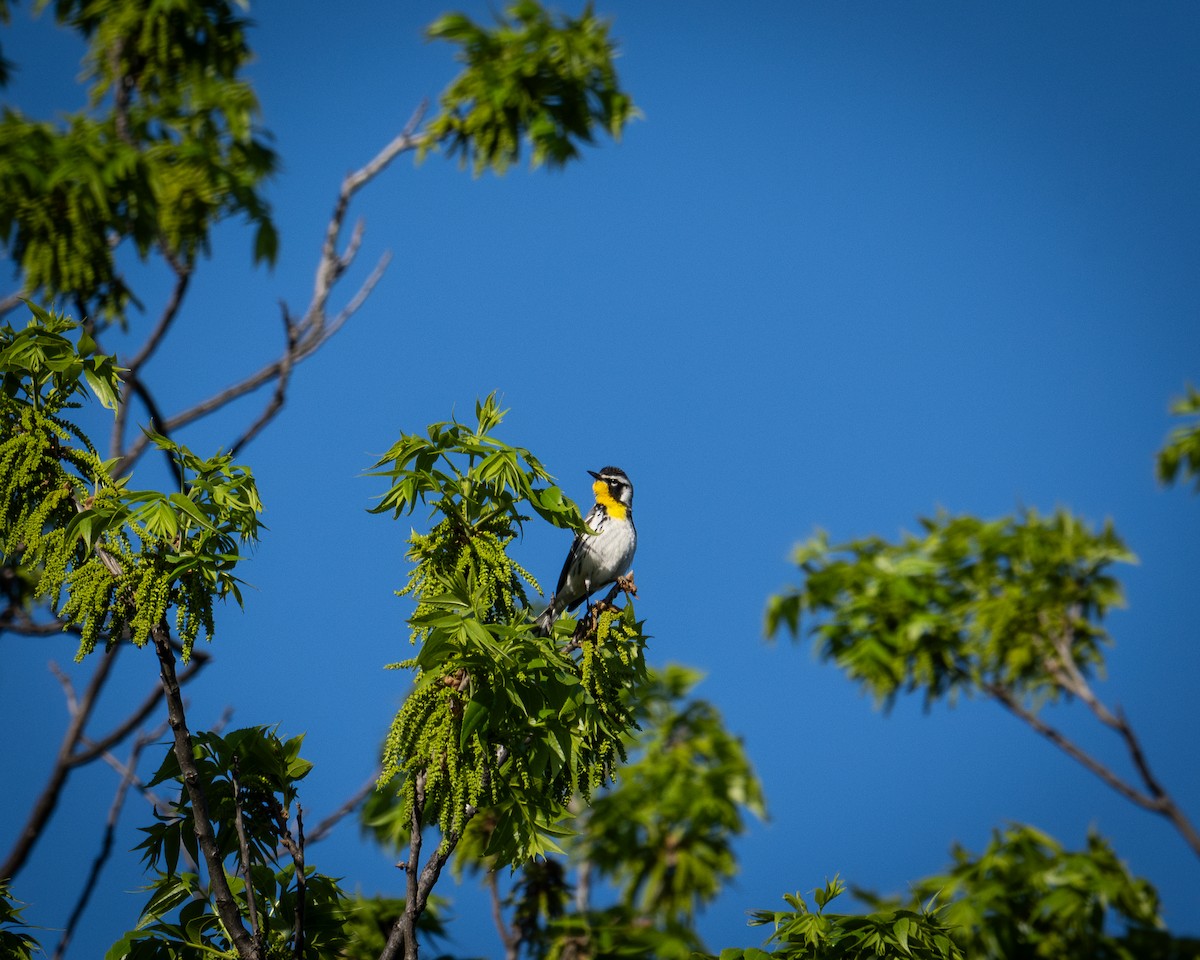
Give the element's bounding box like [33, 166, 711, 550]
[533, 466, 636, 636]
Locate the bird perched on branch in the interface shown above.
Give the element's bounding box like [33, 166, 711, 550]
[533, 466, 637, 636]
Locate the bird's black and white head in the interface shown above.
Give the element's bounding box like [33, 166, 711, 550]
[588, 466, 633, 509]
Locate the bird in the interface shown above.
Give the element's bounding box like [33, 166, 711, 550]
[533, 466, 637, 636]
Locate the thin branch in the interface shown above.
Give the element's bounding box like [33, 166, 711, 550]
[151, 621, 259, 960]
[303, 773, 377, 846]
[230, 757, 262, 945]
[292, 805, 306, 960]
[110, 265, 192, 460]
[229, 302, 299, 456]
[985, 681, 1200, 857]
[52, 726, 162, 960]
[72, 649, 212, 766]
[118, 103, 429, 474]
[1, 644, 121, 880]
[0, 288, 28, 318]
[121, 377, 184, 487]
[487, 870, 520, 960]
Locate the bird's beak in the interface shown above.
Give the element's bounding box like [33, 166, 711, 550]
[587, 470, 601, 480]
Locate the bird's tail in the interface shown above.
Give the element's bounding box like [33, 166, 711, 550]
[533, 597, 562, 637]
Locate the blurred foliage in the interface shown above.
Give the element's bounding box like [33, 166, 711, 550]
[858, 824, 1200, 960]
[370, 393, 648, 865]
[709, 877, 962, 960]
[766, 508, 1133, 709]
[1157, 384, 1200, 493]
[110, 727, 348, 960]
[336, 894, 456, 960]
[424, 0, 637, 175]
[0, 881, 38, 960]
[1, 305, 261, 659]
[580, 664, 766, 925]
[0, 0, 276, 322]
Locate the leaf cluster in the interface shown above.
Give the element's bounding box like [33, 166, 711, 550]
[0, 0, 276, 321]
[115, 727, 349, 960]
[1, 306, 262, 659]
[859, 823, 1200, 960]
[766, 509, 1133, 709]
[712, 878, 962, 960]
[0, 881, 38, 960]
[371, 395, 648, 866]
[1157, 384, 1200, 493]
[423, 0, 637, 175]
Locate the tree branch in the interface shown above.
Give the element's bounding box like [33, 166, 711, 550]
[52, 725, 162, 960]
[151, 622, 259, 960]
[1, 644, 121, 881]
[117, 103, 428, 474]
[302, 773, 377, 847]
[985, 680, 1200, 858]
[111, 263, 192, 461]
[229, 302, 299, 457]
[487, 870, 521, 960]
[230, 757, 263, 947]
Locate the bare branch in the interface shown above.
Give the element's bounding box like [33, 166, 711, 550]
[985, 681, 1200, 858]
[72, 649, 212, 766]
[303, 772, 377, 847]
[1, 645, 121, 881]
[52, 726, 162, 960]
[487, 870, 520, 960]
[0, 289, 28, 318]
[111, 265, 192, 460]
[118, 103, 428, 474]
[229, 303, 299, 457]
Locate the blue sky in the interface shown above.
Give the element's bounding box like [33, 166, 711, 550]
[3, 2, 1199, 956]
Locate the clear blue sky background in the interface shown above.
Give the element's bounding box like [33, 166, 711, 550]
[3, 2, 1199, 956]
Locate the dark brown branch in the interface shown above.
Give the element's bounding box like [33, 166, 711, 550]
[292, 805, 306, 960]
[378, 768, 475, 960]
[152, 622, 258, 960]
[72, 649, 211, 765]
[111, 265, 192, 461]
[985, 681, 1200, 858]
[229, 303, 299, 457]
[230, 757, 262, 946]
[118, 377, 184, 487]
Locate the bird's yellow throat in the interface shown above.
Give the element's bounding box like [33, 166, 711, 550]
[593, 479, 628, 520]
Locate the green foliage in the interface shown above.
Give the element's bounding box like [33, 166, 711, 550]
[424, 0, 637, 175]
[766, 509, 1133, 709]
[1, 305, 262, 659]
[860, 824, 1200, 960]
[113, 727, 349, 960]
[1157, 384, 1200, 493]
[370, 394, 648, 866]
[544, 906, 703, 960]
[710, 878, 962, 960]
[336, 894, 452, 960]
[581, 664, 766, 925]
[364, 664, 765, 959]
[0, 0, 276, 321]
[0, 882, 39, 960]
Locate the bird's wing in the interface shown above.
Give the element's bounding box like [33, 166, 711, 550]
[556, 504, 606, 597]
